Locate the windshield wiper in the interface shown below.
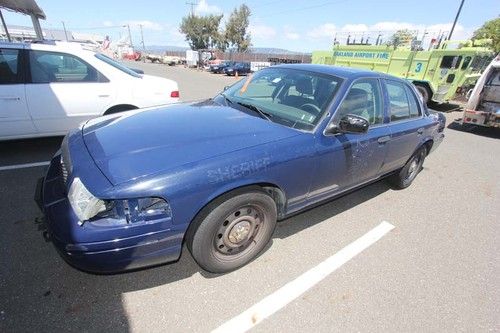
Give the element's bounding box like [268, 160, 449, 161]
[236, 102, 272, 121]
[220, 93, 233, 106]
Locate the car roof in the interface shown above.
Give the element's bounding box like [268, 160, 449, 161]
[274, 63, 399, 81]
[0, 40, 95, 54]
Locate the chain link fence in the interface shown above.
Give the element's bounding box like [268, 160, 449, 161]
[161, 49, 312, 64]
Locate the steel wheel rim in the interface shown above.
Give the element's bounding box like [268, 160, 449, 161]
[405, 152, 422, 181]
[214, 204, 264, 257]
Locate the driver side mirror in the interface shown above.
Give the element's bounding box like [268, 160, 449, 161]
[326, 114, 370, 135]
[223, 86, 229, 91]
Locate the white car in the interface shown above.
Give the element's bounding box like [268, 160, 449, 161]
[0, 41, 179, 141]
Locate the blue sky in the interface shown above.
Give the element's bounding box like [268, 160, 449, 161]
[2, 0, 499, 51]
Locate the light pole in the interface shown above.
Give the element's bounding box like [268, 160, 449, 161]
[61, 21, 68, 41]
[139, 24, 145, 51]
[0, 9, 12, 42]
[124, 24, 133, 47]
[448, 0, 465, 40]
[139, 24, 146, 62]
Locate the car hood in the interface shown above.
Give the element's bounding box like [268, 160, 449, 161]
[82, 100, 300, 185]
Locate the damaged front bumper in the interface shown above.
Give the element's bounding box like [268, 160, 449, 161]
[34, 133, 185, 273]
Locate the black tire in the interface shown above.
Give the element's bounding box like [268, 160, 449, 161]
[415, 85, 430, 104]
[187, 190, 277, 273]
[388, 146, 427, 189]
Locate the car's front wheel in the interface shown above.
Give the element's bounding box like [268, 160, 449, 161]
[187, 190, 277, 273]
[388, 146, 427, 189]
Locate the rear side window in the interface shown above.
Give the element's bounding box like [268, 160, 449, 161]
[405, 85, 422, 118]
[440, 55, 462, 69]
[95, 53, 141, 78]
[29, 50, 101, 83]
[0, 48, 21, 84]
[386, 81, 421, 122]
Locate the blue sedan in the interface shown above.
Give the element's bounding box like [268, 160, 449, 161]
[36, 64, 445, 273]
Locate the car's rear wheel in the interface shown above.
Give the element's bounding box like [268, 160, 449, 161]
[388, 146, 427, 189]
[187, 190, 277, 273]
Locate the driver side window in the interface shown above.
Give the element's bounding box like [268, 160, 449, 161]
[336, 79, 383, 125]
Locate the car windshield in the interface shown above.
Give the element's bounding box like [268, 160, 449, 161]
[222, 67, 343, 131]
[95, 53, 142, 78]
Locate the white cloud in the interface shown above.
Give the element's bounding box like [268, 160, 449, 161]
[195, 0, 222, 15]
[249, 24, 277, 40]
[102, 20, 114, 27]
[307, 23, 337, 39]
[285, 31, 300, 40]
[283, 25, 300, 40]
[369, 21, 416, 31]
[166, 25, 185, 43]
[341, 24, 368, 32]
[122, 20, 164, 31]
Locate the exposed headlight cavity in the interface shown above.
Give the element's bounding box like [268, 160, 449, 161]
[90, 197, 171, 226]
[68, 178, 171, 226]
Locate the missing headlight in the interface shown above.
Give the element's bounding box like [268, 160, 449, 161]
[90, 197, 171, 225]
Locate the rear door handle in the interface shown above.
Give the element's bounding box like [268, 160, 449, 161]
[417, 128, 424, 135]
[0, 96, 21, 101]
[377, 136, 391, 144]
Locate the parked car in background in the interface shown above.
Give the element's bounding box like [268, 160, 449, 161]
[224, 62, 251, 76]
[37, 64, 444, 274]
[210, 61, 235, 74]
[0, 41, 179, 141]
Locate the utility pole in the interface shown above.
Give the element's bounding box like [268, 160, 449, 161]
[139, 24, 145, 51]
[139, 24, 146, 62]
[125, 24, 133, 47]
[448, 0, 465, 40]
[61, 21, 68, 41]
[186, 1, 198, 16]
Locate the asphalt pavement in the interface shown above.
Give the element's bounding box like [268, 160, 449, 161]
[0, 62, 498, 332]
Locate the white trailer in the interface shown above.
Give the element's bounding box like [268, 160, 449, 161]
[186, 50, 198, 67]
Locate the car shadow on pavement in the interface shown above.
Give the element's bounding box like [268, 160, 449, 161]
[0, 136, 63, 165]
[428, 101, 462, 113]
[274, 180, 391, 239]
[1, 169, 203, 332]
[447, 119, 500, 139]
[1, 169, 391, 332]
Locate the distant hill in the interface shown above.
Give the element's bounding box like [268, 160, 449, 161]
[146, 45, 310, 55]
[147, 45, 189, 53]
[251, 47, 309, 55]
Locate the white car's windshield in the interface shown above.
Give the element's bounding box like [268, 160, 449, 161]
[222, 67, 343, 131]
[95, 53, 142, 78]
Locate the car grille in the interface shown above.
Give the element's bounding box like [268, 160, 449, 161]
[60, 135, 72, 185]
[60, 155, 69, 184]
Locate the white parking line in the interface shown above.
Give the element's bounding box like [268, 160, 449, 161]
[212, 221, 395, 333]
[0, 161, 50, 172]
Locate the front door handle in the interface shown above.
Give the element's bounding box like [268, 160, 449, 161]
[417, 128, 424, 135]
[377, 136, 391, 144]
[0, 96, 21, 101]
